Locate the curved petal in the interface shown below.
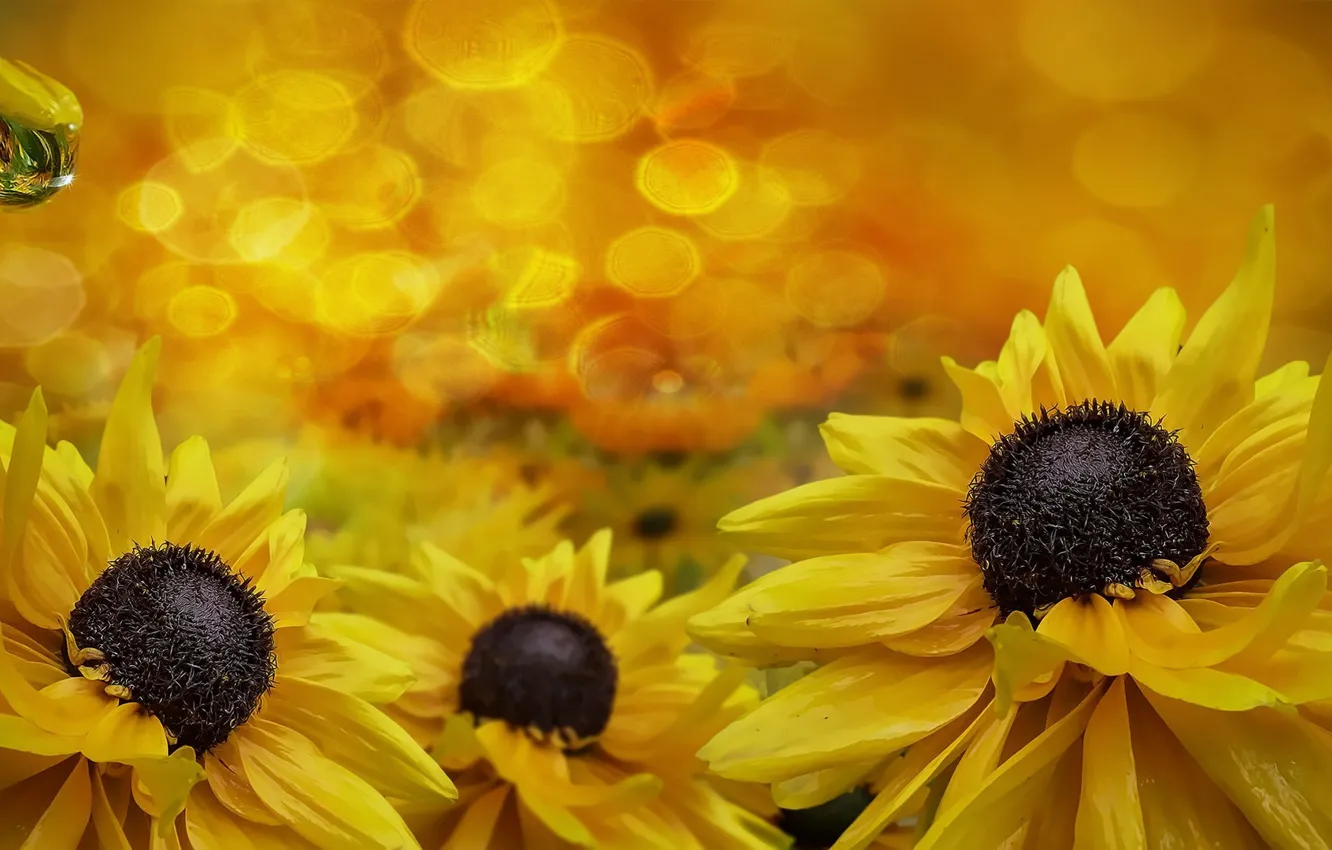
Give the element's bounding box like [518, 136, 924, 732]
[687, 574, 853, 667]
[204, 739, 282, 826]
[611, 555, 746, 665]
[1152, 207, 1274, 444]
[0, 638, 116, 735]
[272, 616, 419, 704]
[90, 768, 132, 850]
[243, 510, 308, 596]
[935, 703, 1019, 818]
[699, 646, 992, 783]
[92, 339, 166, 553]
[1132, 661, 1283, 711]
[772, 760, 881, 810]
[717, 475, 966, 561]
[185, 784, 316, 850]
[82, 702, 168, 764]
[164, 436, 221, 544]
[996, 310, 1051, 418]
[818, 415, 986, 490]
[985, 613, 1068, 715]
[0, 714, 83, 756]
[943, 357, 1012, 444]
[1106, 288, 1186, 411]
[130, 747, 206, 825]
[1044, 266, 1116, 404]
[1143, 689, 1332, 847]
[264, 676, 457, 808]
[475, 721, 659, 809]
[20, 757, 91, 850]
[325, 564, 474, 647]
[196, 459, 288, 567]
[911, 682, 1105, 850]
[441, 785, 510, 850]
[266, 575, 341, 629]
[1072, 678, 1145, 850]
[1036, 594, 1129, 676]
[233, 718, 420, 850]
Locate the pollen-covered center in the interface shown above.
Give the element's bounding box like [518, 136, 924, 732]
[964, 400, 1209, 616]
[66, 543, 276, 753]
[459, 605, 617, 744]
[777, 787, 873, 849]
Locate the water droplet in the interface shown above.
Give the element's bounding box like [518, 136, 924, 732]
[0, 59, 81, 209]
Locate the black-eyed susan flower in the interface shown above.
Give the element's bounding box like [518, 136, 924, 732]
[0, 339, 456, 847]
[690, 207, 1332, 849]
[322, 530, 787, 849]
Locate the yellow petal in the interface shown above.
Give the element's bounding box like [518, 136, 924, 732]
[687, 577, 847, 667]
[90, 768, 132, 850]
[560, 528, 610, 619]
[163, 436, 221, 544]
[273, 615, 419, 704]
[93, 339, 166, 553]
[995, 310, 1050, 418]
[0, 713, 83, 756]
[1131, 660, 1283, 711]
[83, 702, 167, 764]
[243, 510, 308, 596]
[196, 459, 288, 566]
[441, 785, 510, 850]
[475, 720, 659, 808]
[700, 646, 991, 783]
[936, 705, 1018, 818]
[185, 782, 316, 850]
[985, 612, 1067, 715]
[233, 718, 419, 850]
[883, 580, 996, 658]
[819, 415, 986, 490]
[1126, 684, 1264, 849]
[132, 747, 205, 828]
[263, 676, 457, 808]
[612, 554, 746, 665]
[0, 635, 115, 735]
[717, 475, 966, 561]
[1143, 689, 1332, 846]
[410, 543, 506, 632]
[742, 544, 979, 648]
[1036, 594, 1129, 676]
[908, 682, 1105, 850]
[833, 702, 991, 850]
[1152, 206, 1274, 443]
[266, 575, 341, 629]
[600, 569, 664, 636]
[1044, 266, 1116, 404]
[204, 739, 282, 826]
[328, 562, 479, 647]
[1106, 288, 1186, 411]
[19, 757, 91, 850]
[772, 760, 882, 810]
[943, 357, 1012, 443]
[1119, 562, 1326, 669]
[1072, 678, 1146, 850]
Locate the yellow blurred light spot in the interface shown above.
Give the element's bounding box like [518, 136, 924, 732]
[251, 266, 320, 324]
[1073, 111, 1198, 207]
[637, 277, 732, 340]
[652, 70, 735, 133]
[401, 84, 466, 164]
[1021, 0, 1217, 100]
[652, 369, 684, 395]
[307, 145, 422, 230]
[786, 4, 871, 104]
[472, 158, 565, 227]
[636, 139, 739, 216]
[606, 227, 701, 297]
[135, 263, 194, 323]
[117, 181, 184, 233]
[526, 35, 653, 143]
[684, 20, 792, 78]
[494, 246, 581, 309]
[23, 333, 110, 397]
[406, 0, 564, 90]
[317, 252, 440, 337]
[697, 163, 792, 240]
[229, 197, 329, 265]
[168, 285, 238, 338]
[233, 70, 358, 165]
[761, 130, 862, 206]
[394, 332, 500, 403]
[0, 245, 85, 347]
[786, 249, 886, 328]
[253, 4, 389, 84]
[161, 86, 237, 171]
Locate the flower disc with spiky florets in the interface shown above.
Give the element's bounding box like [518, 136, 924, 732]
[690, 209, 1332, 848]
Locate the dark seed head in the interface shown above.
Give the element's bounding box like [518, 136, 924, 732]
[632, 506, 679, 540]
[964, 400, 1209, 616]
[458, 605, 617, 744]
[898, 375, 931, 401]
[66, 543, 277, 753]
[778, 787, 874, 849]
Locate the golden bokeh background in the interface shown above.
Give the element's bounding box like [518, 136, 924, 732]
[3, 0, 1332, 468]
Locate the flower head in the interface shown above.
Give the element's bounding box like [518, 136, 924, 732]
[691, 207, 1332, 848]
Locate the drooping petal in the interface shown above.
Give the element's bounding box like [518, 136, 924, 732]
[1144, 689, 1332, 846]
[0, 714, 83, 757]
[20, 757, 91, 850]
[717, 475, 966, 561]
[163, 436, 222, 544]
[0, 637, 116, 735]
[263, 676, 457, 808]
[92, 339, 167, 553]
[441, 785, 510, 850]
[1152, 206, 1274, 444]
[1106, 288, 1186, 411]
[204, 739, 282, 826]
[1043, 266, 1116, 404]
[1072, 678, 1145, 850]
[82, 702, 168, 763]
[90, 767, 132, 850]
[818, 415, 986, 490]
[908, 682, 1105, 850]
[131, 747, 206, 830]
[699, 646, 992, 783]
[985, 612, 1067, 715]
[771, 760, 882, 810]
[232, 718, 420, 850]
[935, 702, 1018, 817]
[1130, 660, 1284, 711]
[1036, 594, 1129, 676]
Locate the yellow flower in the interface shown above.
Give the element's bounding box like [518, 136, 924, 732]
[690, 207, 1332, 848]
[323, 531, 787, 849]
[0, 340, 456, 847]
[568, 454, 792, 592]
[0, 57, 82, 131]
